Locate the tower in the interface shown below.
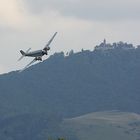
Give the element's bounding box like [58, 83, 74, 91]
[103, 39, 106, 45]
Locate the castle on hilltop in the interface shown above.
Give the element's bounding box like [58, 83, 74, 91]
[95, 39, 135, 51]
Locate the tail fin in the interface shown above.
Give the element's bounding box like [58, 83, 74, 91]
[18, 48, 31, 61]
[20, 50, 26, 56]
[18, 51, 25, 61]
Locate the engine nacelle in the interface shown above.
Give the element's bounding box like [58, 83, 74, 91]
[35, 57, 42, 61]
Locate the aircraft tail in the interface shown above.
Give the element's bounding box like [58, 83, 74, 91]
[18, 48, 31, 61]
[20, 50, 26, 56]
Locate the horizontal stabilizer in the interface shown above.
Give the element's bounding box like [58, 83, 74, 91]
[18, 55, 25, 61]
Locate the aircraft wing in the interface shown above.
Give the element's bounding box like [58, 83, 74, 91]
[43, 32, 57, 50]
[19, 58, 37, 73]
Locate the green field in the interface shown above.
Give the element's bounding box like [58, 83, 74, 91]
[61, 111, 140, 140]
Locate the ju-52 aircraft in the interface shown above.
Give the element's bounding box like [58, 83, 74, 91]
[18, 32, 57, 72]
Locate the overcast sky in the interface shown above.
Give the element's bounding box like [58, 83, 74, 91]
[0, 0, 140, 74]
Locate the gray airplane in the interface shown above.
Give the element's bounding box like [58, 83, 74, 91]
[18, 32, 57, 72]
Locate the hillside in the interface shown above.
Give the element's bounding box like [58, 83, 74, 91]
[0, 42, 140, 118]
[0, 41, 140, 139]
[0, 111, 139, 140]
[62, 111, 140, 140]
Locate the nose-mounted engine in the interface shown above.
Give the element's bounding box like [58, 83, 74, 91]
[47, 47, 50, 50]
[42, 50, 47, 55]
[43, 47, 50, 55]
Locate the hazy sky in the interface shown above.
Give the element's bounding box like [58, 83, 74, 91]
[0, 0, 140, 74]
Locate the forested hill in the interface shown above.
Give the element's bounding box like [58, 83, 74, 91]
[0, 41, 140, 119]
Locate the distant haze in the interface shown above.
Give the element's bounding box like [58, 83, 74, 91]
[0, 0, 140, 73]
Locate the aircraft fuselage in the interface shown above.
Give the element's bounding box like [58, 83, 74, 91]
[25, 50, 47, 57]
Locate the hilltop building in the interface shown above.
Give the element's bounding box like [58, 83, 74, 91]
[95, 40, 135, 51]
[95, 39, 114, 51]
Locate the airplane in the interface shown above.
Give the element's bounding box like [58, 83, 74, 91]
[18, 32, 57, 72]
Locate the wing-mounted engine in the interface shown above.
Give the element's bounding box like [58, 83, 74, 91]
[35, 57, 42, 61]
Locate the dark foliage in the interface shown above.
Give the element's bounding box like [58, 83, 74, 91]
[0, 42, 140, 139]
